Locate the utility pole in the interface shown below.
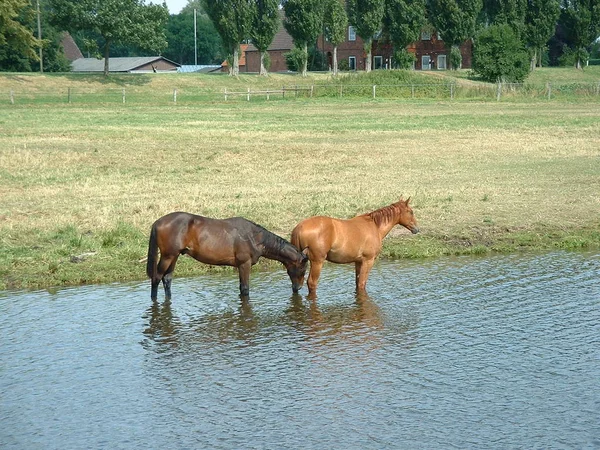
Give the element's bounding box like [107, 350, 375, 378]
[194, 8, 198, 65]
[37, 0, 43, 73]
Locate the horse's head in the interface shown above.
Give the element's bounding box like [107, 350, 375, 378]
[397, 197, 419, 234]
[286, 251, 308, 293]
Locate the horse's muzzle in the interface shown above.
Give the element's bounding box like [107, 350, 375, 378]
[411, 227, 420, 234]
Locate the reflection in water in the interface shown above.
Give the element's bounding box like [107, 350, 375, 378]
[142, 291, 401, 353]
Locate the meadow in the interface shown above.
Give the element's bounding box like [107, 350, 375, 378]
[1, 69, 599, 290]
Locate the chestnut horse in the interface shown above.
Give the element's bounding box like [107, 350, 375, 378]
[291, 198, 419, 296]
[147, 212, 308, 300]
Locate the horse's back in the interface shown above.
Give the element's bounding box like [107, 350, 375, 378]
[292, 215, 381, 263]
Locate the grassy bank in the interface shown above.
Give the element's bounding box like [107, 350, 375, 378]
[1, 71, 599, 290]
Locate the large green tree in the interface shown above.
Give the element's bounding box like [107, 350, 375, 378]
[382, 0, 427, 68]
[250, 0, 280, 75]
[48, 0, 168, 76]
[560, 0, 600, 68]
[524, 0, 560, 69]
[427, 0, 483, 68]
[323, 0, 348, 75]
[163, 7, 223, 64]
[347, 0, 385, 72]
[0, 0, 40, 71]
[283, 0, 323, 76]
[472, 23, 530, 81]
[204, 0, 254, 75]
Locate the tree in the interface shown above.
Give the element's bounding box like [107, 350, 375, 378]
[472, 23, 530, 81]
[204, 0, 254, 75]
[482, 0, 527, 29]
[427, 0, 482, 68]
[163, 8, 223, 64]
[560, 0, 600, 68]
[323, 0, 348, 75]
[250, 0, 280, 75]
[382, 0, 426, 68]
[524, 0, 560, 69]
[0, 0, 40, 71]
[48, 0, 168, 76]
[347, 0, 385, 72]
[283, 0, 323, 76]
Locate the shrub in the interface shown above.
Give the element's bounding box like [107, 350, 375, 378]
[472, 24, 530, 82]
[284, 46, 306, 72]
[393, 48, 415, 69]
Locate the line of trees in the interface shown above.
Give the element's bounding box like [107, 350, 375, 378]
[1, 0, 599, 79]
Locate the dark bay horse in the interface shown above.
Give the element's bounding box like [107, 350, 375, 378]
[291, 198, 419, 296]
[147, 212, 308, 300]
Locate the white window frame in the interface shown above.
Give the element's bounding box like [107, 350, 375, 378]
[437, 54, 447, 70]
[348, 26, 356, 41]
[348, 56, 356, 70]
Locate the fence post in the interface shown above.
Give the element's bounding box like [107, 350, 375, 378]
[295, 85, 298, 98]
[496, 81, 502, 101]
[547, 82, 552, 100]
[10, 90, 14, 104]
[173, 88, 177, 103]
[372, 84, 376, 99]
[122, 88, 126, 103]
[266, 89, 270, 101]
[450, 83, 454, 100]
[310, 85, 313, 97]
[411, 84, 414, 99]
[596, 81, 600, 96]
[68, 87, 72, 104]
[247, 88, 250, 101]
[339, 85, 343, 98]
[224, 88, 228, 101]
[282, 86, 285, 99]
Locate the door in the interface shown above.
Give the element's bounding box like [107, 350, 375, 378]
[421, 55, 431, 70]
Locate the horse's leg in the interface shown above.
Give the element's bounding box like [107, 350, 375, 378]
[156, 254, 178, 300]
[238, 260, 251, 297]
[355, 258, 375, 293]
[151, 279, 160, 300]
[307, 259, 324, 297]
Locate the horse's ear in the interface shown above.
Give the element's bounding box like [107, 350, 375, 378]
[302, 247, 309, 260]
[405, 197, 411, 205]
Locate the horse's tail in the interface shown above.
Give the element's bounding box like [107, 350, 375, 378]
[146, 222, 158, 280]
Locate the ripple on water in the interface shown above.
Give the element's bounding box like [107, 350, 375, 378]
[1, 251, 599, 449]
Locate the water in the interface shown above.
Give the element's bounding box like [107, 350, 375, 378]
[1, 251, 599, 449]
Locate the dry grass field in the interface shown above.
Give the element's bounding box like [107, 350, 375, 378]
[1, 71, 599, 289]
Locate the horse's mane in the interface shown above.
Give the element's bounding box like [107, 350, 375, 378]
[250, 220, 298, 258]
[360, 200, 405, 227]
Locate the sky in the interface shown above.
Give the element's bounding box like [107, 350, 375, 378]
[162, 0, 187, 14]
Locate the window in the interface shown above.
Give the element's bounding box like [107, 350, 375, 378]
[437, 54, 447, 70]
[349, 56, 356, 70]
[374, 56, 383, 70]
[421, 31, 431, 40]
[349, 26, 356, 41]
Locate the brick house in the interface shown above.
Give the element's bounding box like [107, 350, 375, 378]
[245, 23, 472, 72]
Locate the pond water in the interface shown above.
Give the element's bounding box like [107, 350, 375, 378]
[1, 251, 599, 449]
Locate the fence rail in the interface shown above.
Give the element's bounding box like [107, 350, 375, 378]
[3, 81, 600, 105]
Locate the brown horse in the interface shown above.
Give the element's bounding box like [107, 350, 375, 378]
[291, 198, 419, 296]
[147, 212, 308, 300]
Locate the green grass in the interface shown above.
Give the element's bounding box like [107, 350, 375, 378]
[1, 70, 599, 290]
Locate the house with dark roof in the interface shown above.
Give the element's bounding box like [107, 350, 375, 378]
[71, 56, 180, 73]
[61, 32, 83, 61]
[244, 20, 472, 73]
[245, 23, 295, 73]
